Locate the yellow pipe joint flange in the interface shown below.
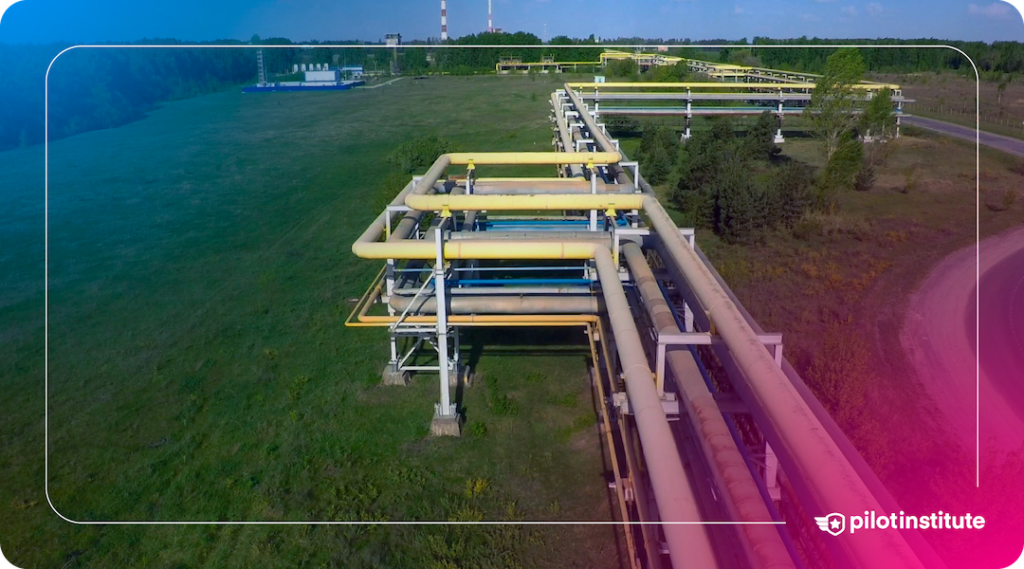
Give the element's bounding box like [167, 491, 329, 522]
[440, 206, 452, 218]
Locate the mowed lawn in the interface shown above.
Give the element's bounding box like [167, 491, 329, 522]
[0, 75, 623, 568]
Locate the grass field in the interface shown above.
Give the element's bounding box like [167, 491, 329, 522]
[0, 74, 625, 568]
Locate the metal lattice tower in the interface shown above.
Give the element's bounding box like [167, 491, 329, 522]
[256, 49, 267, 87]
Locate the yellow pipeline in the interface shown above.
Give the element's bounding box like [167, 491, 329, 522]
[474, 177, 585, 182]
[353, 240, 603, 261]
[405, 193, 645, 212]
[444, 152, 621, 165]
[568, 81, 900, 90]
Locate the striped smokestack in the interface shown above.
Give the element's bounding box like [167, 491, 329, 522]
[441, 0, 448, 40]
[488, 0, 493, 32]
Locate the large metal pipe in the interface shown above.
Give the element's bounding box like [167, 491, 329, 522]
[389, 294, 600, 314]
[394, 285, 592, 296]
[406, 193, 645, 212]
[448, 231, 627, 242]
[566, 81, 901, 91]
[353, 238, 605, 260]
[445, 151, 621, 165]
[593, 246, 717, 569]
[551, 92, 584, 178]
[623, 243, 795, 569]
[563, 83, 925, 568]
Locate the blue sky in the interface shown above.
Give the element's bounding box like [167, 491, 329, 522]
[1, 0, 1022, 44]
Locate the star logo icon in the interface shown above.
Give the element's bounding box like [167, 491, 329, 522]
[815, 513, 846, 536]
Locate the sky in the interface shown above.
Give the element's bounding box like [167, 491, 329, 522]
[1, 0, 1022, 44]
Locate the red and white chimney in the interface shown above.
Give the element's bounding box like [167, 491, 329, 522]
[441, 0, 448, 40]
[488, 0, 493, 32]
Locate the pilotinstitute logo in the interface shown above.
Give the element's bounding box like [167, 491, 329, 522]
[815, 511, 986, 536]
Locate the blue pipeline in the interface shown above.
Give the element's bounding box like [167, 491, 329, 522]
[452, 266, 583, 273]
[479, 218, 629, 228]
[484, 219, 589, 225]
[653, 279, 807, 569]
[456, 278, 592, 286]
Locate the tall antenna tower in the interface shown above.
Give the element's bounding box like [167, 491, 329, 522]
[440, 0, 448, 41]
[488, 0, 493, 32]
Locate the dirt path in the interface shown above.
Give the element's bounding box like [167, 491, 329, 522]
[359, 77, 405, 89]
[901, 226, 1024, 452]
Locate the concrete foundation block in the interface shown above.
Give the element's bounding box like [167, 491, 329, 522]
[773, 134, 785, 144]
[430, 415, 462, 437]
[381, 365, 410, 386]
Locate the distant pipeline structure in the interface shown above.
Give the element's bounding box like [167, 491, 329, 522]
[243, 53, 365, 93]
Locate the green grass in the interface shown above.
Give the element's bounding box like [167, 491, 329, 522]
[0, 75, 622, 568]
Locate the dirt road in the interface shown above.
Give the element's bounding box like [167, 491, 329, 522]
[901, 226, 1024, 453]
[903, 115, 1024, 158]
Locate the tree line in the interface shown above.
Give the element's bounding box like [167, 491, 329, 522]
[0, 41, 256, 152]
[4, 34, 1021, 152]
[750, 37, 1024, 77]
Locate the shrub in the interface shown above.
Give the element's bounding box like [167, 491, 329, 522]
[387, 135, 459, 173]
[901, 166, 921, 194]
[854, 162, 876, 192]
[605, 58, 638, 78]
[467, 422, 487, 438]
[742, 111, 780, 161]
[770, 161, 815, 228]
[636, 124, 679, 185]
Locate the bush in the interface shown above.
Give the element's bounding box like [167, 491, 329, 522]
[636, 124, 679, 185]
[854, 162, 876, 192]
[901, 166, 921, 194]
[769, 162, 815, 227]
[710, 160, 762, 242]
[605, 58, 638, 78]
[742, 111, 780, 161]
[387, 136, 459, 173]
